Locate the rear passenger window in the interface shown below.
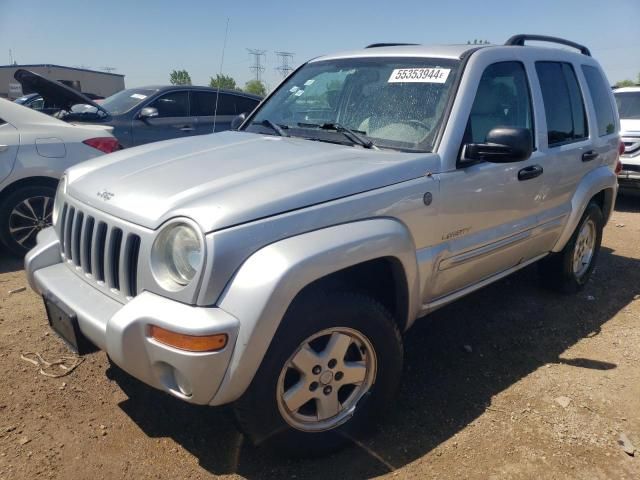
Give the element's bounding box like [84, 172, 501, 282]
[216, 94, 237, 116]
[536, 62, 588, 146]
[582, 65, 616, 136]
[235, 96, 260, 115]
[190, 91, 217, 116]
[465, 61, 533, 144]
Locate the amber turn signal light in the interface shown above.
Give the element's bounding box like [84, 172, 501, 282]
[149, 325, 227, 352]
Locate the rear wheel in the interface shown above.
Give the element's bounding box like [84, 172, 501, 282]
[539, 201, 604, 293]
[234, 291, 403, 456]
[0, 185, 56, 256]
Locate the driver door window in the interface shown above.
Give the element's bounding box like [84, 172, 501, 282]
[464, 61, 533, 145]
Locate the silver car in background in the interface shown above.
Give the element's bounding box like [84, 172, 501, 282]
[0, 98, 119, 254]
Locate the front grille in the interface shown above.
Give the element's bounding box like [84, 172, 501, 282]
[59, 202, 141, 298]
[621, 163, 640, 173]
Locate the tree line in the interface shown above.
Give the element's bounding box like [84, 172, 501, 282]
[169, 70, 266, 96]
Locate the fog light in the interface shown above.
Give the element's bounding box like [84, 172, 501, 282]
[149, 325, 227, 352]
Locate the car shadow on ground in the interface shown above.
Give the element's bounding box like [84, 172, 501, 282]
[0, 251, 24, 275]
[108, 246, 639, 479]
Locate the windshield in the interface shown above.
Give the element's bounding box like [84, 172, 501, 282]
[100, 88, 158, 115]
[615, 91, 640, 120]
[246, 57, 459, 152]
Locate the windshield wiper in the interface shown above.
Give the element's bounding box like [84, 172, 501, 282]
[297, 122, 376, 149]
[260, 119, 289, 137]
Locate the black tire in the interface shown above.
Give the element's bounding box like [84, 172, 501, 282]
[538, 201, 604, 293]
[0, 184, 56, 256]
[234, 291, 403, 457]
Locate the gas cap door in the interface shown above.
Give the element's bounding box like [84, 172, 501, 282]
[0, 122, 19, 183]
[35, 137, 66, 158]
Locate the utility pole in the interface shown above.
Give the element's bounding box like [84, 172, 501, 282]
[246, 49, 266, 82]
[275, 51, 295, 79]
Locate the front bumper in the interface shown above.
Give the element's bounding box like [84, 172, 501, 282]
[25, 228, 239, 405]
[618, 167, 640, 190]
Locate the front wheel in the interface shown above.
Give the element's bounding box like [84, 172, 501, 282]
[539, 201, 604, 293]
[234, 291, 403, 456]
[0, 185, 56, 256]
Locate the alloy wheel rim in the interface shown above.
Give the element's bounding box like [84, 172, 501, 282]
[8, 196, 53, 249]
[276, 327, 377, 432]
[572, 218, 596, 278]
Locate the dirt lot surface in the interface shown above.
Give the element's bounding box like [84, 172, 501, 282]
[1, 197, 639, 480]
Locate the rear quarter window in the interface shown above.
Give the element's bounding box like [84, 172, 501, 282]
[581, 65, 616, 136]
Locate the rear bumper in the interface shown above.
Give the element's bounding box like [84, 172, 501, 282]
[25, 228, 239, 405]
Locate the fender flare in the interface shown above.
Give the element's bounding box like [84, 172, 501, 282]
[210, 218, 419, 405]
[552, 166, 617, 253]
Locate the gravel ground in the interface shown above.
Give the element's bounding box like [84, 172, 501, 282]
[0, 196, 639, 479]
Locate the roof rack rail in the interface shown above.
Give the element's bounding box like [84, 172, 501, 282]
[365, 43, 418, 49]
[505, 34, 591, 56]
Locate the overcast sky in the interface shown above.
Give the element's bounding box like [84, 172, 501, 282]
[1, 0, 638, 91]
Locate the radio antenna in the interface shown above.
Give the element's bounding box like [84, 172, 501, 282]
[213, 17, 230, 133]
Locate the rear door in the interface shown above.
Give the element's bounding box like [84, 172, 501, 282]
[0, 119, 19, 183]
[131, 90, 194, 145]
[530, 61, 596, 251]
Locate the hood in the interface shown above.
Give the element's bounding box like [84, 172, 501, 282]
[67, 131, 440, 232]
[14, 69, 107, 116]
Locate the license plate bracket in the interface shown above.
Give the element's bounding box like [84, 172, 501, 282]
[44, 294, 94, 355]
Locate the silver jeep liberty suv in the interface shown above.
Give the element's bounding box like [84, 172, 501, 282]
[26, 34, 621, 455]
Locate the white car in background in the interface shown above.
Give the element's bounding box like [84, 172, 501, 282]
[614, 86, 640, 192]
[0, 98, 120, 255]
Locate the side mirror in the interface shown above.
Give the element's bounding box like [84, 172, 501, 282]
[139, 107, 159, 119]
[463, 127, 533, 163]
[231, 112, 247, 130]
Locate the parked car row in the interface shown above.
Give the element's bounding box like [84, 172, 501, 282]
[0, 71, 262, 254]
[14, 69, 262, 147]
[0, 98, 119, 254]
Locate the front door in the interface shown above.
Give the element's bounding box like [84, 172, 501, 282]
[132, 90, 195, 146]
[429, 61, 543, 301]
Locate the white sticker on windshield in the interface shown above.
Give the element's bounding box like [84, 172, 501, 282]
[388, 68, 451, 83]
[130, 93, 148, 99]
[295, 89, 305, 96]
[289, 86, 299, 93]
[304, 79, 315, 86]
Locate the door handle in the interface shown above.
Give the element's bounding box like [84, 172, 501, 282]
[582, 150, 599, 162]
[0, 144, 8, 153]
[179, 125, 194, 132]
[518, 165, 543, 181]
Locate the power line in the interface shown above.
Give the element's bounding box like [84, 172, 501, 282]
[275, 51, 295, 79]
[247, 48, 266, 82]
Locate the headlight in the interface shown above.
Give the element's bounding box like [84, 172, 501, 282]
[52, 175, 67, 226]
[151, 222, 203, 289]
